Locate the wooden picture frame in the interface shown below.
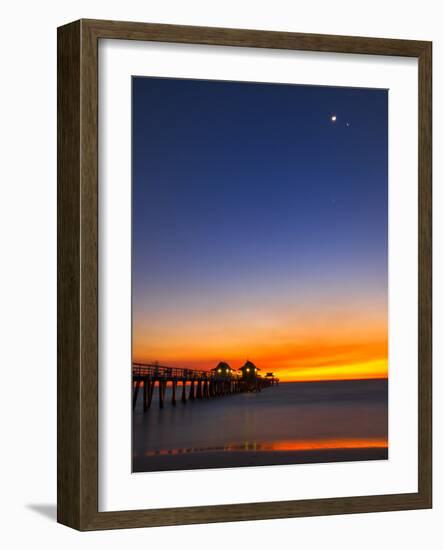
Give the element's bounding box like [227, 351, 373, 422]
[57, 19, 432, 530]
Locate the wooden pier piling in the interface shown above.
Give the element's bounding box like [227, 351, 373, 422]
[172, 380, 177, 406]
[158, 380, 165, 409]
[143, 376, 148, 412]
[133, 379, 140, 410]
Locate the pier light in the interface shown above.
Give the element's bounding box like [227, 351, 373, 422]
[239, 361, 261, 381]
[212, 361, 232, 377]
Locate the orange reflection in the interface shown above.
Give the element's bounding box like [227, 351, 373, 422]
[269, 437, 387, 451]
[143, 437, 388, 457]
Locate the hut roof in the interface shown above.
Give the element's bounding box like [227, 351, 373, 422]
[211, 361, 232, 371]
[239, 360, 260, 371]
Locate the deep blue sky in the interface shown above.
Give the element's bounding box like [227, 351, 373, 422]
[132, 76, 388, 373]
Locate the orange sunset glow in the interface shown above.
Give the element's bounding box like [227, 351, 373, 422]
[133, 296, 388, 382]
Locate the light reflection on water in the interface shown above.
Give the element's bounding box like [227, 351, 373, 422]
[140, 437, 388, 457]
[133, 379, 388, 467]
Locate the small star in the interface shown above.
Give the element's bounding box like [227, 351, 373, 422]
[331, 115, 337, 123]
[346, 122, 351, 127]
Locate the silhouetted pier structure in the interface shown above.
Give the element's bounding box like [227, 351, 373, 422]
[132, 361, 279, 411]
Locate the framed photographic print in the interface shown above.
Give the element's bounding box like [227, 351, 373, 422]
[57, 19, 432, 530]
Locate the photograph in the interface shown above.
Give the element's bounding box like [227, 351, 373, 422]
[131, 76, 389, 473]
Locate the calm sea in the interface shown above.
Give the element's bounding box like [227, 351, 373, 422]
[133, 379, 388, 472]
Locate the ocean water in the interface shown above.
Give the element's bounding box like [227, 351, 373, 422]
[132, 379, 388, 472]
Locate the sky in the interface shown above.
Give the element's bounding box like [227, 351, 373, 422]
[132, 77, 388, 382]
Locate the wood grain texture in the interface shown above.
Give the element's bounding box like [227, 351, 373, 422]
[417, 42, 432, 507]
[84, 18, 428, 56]
[57, 20, 81, 528]
[57, 19, 432, 531]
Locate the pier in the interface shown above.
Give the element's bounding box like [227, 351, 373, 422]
[132, 361, 279, 411]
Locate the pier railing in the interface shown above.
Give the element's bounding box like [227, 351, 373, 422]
[132, 363, 238, 381]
